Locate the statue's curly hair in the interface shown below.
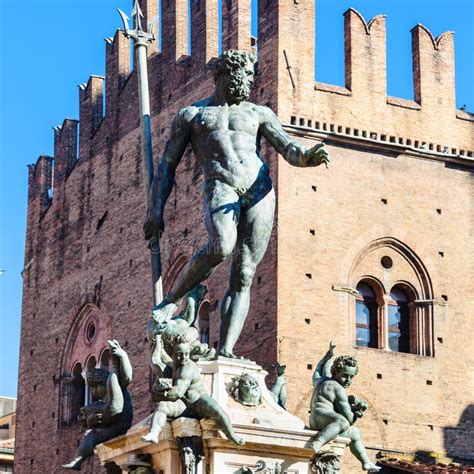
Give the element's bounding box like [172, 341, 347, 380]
[164, 333, 192, 355]
[330, 355, 358, 378]
[86, 368, 109, 386]
[214, 50, 257, 79]
[229, 373, 257, 397]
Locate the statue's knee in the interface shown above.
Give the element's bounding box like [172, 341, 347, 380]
[232, 264, 256, 290]
[347, 426, 361, 440]
[337, 417, 351, 433]
[211, 239, 234, 262]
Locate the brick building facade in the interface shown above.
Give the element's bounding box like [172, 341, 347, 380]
[15, 1, 473, 472]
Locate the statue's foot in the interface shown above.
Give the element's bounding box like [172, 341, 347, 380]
[311, 439, 325, 454]
[152, 301, 178, 323]
[141, 432, 160, 444]
[218, 349, 252, 362]
[363, 461, 381, 472]
[204, 347, 216, 360]
[62, 456, 83, 470]
[232, 436, 245, 446]
[218, 348, 237, 358]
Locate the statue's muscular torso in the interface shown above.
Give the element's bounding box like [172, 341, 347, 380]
[179, 99, 273, 194]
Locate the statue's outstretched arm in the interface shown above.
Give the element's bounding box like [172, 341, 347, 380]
[258, 106, 330, 169]
[312, 342, 336, 386]
[108, 340, 133, 389]
[144, 108, 193, 240]
[107, 372, 125, 418]
[147, 110, 191, 218]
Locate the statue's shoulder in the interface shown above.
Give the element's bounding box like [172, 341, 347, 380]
[175, 97, 213, 124]
[176, 104, 199, 123]
[316, 376, 336, 390]
[251, 103, 277, 122]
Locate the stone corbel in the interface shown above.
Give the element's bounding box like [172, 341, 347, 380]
[331, 285, 358, 297]
[310, 452, 341, 473]
[176, 436, 204, 474]
[118, 453, 153, 473]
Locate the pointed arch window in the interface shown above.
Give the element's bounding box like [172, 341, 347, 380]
[387, 286, 411, 353]
[70, 363, 85, 424]
[355, 282, 380, 348]
[85, 356, 97, 404]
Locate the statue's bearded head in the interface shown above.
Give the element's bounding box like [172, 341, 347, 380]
[331, 355, 358, 388]
[215, 50, 257, 103]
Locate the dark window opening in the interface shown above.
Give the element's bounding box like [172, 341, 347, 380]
[70, 363, 85, 423]
[387, 287, 410, 353]
[355, 282, 379, 348]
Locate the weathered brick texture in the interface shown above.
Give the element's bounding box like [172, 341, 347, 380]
[16, 1, 473, 473]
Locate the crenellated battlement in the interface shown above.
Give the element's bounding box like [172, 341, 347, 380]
[26, 0, 473, 222]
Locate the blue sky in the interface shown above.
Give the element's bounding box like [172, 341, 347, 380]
[0, 0, 472, 398]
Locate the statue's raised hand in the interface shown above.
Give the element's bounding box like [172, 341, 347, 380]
[143, 208, 164, 240]
[108, 339, 126, 359]
[302, 143, 330, 168]
[328, 341, 336, 355]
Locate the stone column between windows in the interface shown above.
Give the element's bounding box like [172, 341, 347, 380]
[409, 301, 421, 355]
[413, 301, 434, 357]
[381, 294, 391, 350]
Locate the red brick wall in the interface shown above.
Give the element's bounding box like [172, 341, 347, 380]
[16, 1, 473, 473]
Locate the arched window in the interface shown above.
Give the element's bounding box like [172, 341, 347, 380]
[59, 304, 113, 426]
[387, 286, 411, 353]
[85, 356, 97, 404]
[198, 301, 210, 344]
[100, 348, 111, 370]
[70, 363, 85, 424]
[355, 282, 379, 348]
[348, 237, 434, 356]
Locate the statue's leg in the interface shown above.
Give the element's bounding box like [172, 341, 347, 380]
[141, 400, 186, 444]
[219, 188, 276, 357]
[344, 426, 381, 472]
[152, 182, 239, 322]
[194, 395, 244, 445]
[62, 430, 99, 470]
[311, 411, 350, 452]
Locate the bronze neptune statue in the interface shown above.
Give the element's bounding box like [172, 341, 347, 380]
[144, 50, 330, 358]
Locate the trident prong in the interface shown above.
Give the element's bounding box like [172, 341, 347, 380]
[117, 0, 154, 44]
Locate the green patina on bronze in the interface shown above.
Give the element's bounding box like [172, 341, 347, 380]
[144, 49, 330, 359]
[62, 340, 133, 471]
[310, 342, 380, 472]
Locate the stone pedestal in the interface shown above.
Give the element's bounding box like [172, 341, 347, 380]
[95, 359, 349, 473]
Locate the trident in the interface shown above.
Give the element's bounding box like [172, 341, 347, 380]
[118, 1, 162, 306]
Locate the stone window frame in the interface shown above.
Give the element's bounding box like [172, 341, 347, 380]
[59, 303, 112, 428]
[354, 278, 420, 354]
[346, 237, 435, 357]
